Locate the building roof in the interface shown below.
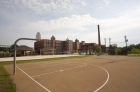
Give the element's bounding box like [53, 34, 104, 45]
[17, 45, 33, 51]
[112, 44, 117, 47]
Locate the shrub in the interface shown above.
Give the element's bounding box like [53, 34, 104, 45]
[0, 53, 3, 57]
[5, 53, 11, 57]
[16, 53, 22, 57]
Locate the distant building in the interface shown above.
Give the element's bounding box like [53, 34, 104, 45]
[40, 46, 55, 55]
[111, 44, 117, 47]
[34, 36, 106, 54]
[17, 45, 33, 56]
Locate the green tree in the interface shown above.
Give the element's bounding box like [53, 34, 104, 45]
[75, 49, 78, 53]
[114, 48, 121, 56]
[109, 45, 114, 49]
[10, 44, 18, 52]
[87, 49, 89, 54]
[0, 47, 4, 51]
[4, 47, 9, 52]
[89, 50, 91, 55]
[73, 50, 76, 53]
[0, 47, 9, 52]
[125, 43, 140, 52]
[131, 48, 140, 54]
[56, 50, 60, 54]
[96, 46, 102, 55]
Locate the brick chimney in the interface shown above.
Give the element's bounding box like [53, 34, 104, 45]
[98, 25, 101, 46]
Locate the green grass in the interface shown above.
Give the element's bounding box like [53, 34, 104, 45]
[0, 66, 16, 92]
[0, 55, 89, 92]
[16, 55, 89, 64]
[128, 54, 140, 56]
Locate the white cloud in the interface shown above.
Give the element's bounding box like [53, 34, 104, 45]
[22, 5, 140, 36]
[98, 7, 140, 46]
[103, 0, 111, 4]
[3, 0, 87, 14]
[97, 7, 102, 10]
[81, 1, 87, 6]
[23, 14, 102, 31]
[1, 2, 140, 47]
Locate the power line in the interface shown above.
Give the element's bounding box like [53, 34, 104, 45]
[111, 42, 125, 43]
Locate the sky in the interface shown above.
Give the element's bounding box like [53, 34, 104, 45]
[0, 0, 140, 48]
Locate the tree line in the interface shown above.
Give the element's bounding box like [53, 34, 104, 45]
[120, 43, 140, 54]
[0, 44, 18, 52]
[126, 43, 140, 52]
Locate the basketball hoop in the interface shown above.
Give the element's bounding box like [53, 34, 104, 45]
[13, 32, 42, 75]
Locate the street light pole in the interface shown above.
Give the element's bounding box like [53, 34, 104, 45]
[104, 38, 106, 53]
[124, 35, 128, 54]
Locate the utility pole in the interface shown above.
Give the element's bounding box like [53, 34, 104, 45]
[104, 38, 106, 47]
[108, 38, 111, 55]
[124, 35, 128, 54]
[104, 38, 106, 53]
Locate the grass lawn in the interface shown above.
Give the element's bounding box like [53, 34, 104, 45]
[0, 55, 89, 92]
[128, 54, 140, 56]
[0, 63, 16, 92]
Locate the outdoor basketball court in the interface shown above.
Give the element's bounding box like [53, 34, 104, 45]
[5, 55, 140, 92]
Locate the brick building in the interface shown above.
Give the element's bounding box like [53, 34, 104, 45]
[34, 36, 106, 54]
[17, 45, 33, 56]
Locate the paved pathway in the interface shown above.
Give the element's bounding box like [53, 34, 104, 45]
[0, 55, 80, 62]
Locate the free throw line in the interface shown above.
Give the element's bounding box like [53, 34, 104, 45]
[32, 63, 86, 77]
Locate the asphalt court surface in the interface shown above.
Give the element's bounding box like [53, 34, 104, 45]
[5, 56, 140, 92]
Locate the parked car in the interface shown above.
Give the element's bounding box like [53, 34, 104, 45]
[73, 53, 79, 55]
[80, 52, 86, 55]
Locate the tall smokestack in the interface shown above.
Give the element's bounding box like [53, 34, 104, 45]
[98, 25, 101, 46]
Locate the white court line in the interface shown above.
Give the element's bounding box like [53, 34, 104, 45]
[16, 66, 51, 92]
[22, 62, 80, 70]
[32, 63, 86, 77]
[22, 63, 61, 70]
[87, 64, 109, 92]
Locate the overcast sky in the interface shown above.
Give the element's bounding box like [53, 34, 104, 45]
[0, 0, 140, 47]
